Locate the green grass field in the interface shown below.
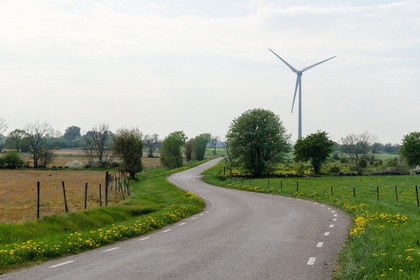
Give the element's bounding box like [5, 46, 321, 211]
[0, 162, 205, 274]
[202, 160, 420, 279]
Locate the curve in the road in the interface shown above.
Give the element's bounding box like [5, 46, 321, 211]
[1, 158, 350, 280]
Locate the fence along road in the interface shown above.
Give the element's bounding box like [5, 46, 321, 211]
[1, 158, 350, 280]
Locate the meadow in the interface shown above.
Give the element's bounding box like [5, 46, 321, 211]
[202, 161, 420, 279]
[0, 150, 162, 223]
[0, 161, 205, 274]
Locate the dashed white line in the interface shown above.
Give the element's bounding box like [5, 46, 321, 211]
[334, 214, 338, 217]
[331, 210, 336, 213]
[103, 247, 119, 252]
[333, 218, 337, 222]
[324, 232, 330, 236]
[329, 224, 335, 228]
[50, 261, 75, 268]
[179, 222, 186, 226]
[316, 242, 324, 248]
[191, 217, 197, 220]
[139, 237, 150, 241]
[162, 229, 172, 233]
[307, 257, 316, 265]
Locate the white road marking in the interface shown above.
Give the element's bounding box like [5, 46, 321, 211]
[162, 229, 172, 233]
[50, 261, 75, 268]
[324, 232, 330, 236]
[179, 222, 186, 226]
[329, 224, 335, 228]
[200, 214, 204, 216]
[139, 237, 150, 241]
[333, 218, 337, 222]
[332, 210, 336, 213]
[191, 217, 197, 220]
[103, 247, 119, 252]
[307, 257, 316, 265]
[316, 242, 324, 248]
[334, 214, 338, 217]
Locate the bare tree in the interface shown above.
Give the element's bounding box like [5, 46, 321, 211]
[340, 131, 377, 175]
[82, 123, 114, 167]
[0, 118, 7, 152]
[0, 118, 7, 135]
[24, 121, 54, 168]
[144, 134, 160, 158]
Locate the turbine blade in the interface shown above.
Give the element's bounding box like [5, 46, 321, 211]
[269, 48, 298, 73]
[291, 76, 300, 113]
[302, 56, 336, 72]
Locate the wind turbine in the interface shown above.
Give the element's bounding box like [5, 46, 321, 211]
[269, 48, 335, 140]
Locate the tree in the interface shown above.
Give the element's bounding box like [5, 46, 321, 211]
[112, 128, 143, 178]
[226, 108, 291, 177]
[160, 131, 187, 169]
[293, 130, 335, 174]
[340, 131, 377, 175]
[64, 126, 81, 141]
[185, 138, 195, 162]
[143, 134, 160, 158]
[193, 133, 211, 161]
[82, 123, 114, 167]
[5, 129, 29, 152]
[24, 121, 54, 168]
[209, 136, 220, 155]
[400, 132, 420, 167]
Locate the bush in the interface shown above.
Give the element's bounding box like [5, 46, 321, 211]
[0, 151, 24, 169]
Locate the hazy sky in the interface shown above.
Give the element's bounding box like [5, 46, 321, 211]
[1, 0, 419, 144]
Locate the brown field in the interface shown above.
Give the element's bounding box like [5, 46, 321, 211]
[0, 150, 161, 223]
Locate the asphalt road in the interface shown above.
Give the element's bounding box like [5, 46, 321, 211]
[1, 158, 350, 280]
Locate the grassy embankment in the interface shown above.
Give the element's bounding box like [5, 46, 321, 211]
[202, 160, 420, 279]
[0, 162, 205, 274]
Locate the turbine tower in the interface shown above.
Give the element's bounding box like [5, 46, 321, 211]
[269, 48, 335, 140]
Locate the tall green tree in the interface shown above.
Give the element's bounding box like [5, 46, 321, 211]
[112, 128, 143, 178]
[193, 133, 211, 161]
[5, 129, 29, 152]
[160, 131, 187, 169]
[64, 126, 81, 141]
[226, 108, 290, 177]
[294, 130, 335, 174]
[400, 132, 420, 167]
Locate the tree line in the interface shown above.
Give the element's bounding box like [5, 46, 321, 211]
[0, 118, 220, 178]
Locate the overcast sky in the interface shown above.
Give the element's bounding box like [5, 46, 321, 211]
[1, 0, 419, 144]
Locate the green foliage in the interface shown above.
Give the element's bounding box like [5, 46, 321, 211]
[226, 108, 290, 177]
[400, 131, 420, 167]
[64, 126, 81, 141]
[0, 151, 25, 169]
[5, 129, 30, 152]
[160, 131, 187, 169]
[112, 128, 144, 178]
[294, 130, 335, 174]
[193, 133, 211, 161]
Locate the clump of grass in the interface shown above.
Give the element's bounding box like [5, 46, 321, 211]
[202, 161, 420, 280]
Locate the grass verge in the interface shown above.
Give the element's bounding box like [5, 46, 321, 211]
[0, 162, 205, 274]
[202, 161, 420, 279]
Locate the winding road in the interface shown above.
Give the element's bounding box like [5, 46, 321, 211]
[1, 158, 350, 280]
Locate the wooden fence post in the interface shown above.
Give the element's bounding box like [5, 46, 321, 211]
[416, 185, 419, 207]
[376, 186, 380, 201]
[37, 182, 40, 219]
[84, 183, 88, 209]
[395, 186, 398, 203]
[99, 184, 102, 207]
[62, 181, 69, 213]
